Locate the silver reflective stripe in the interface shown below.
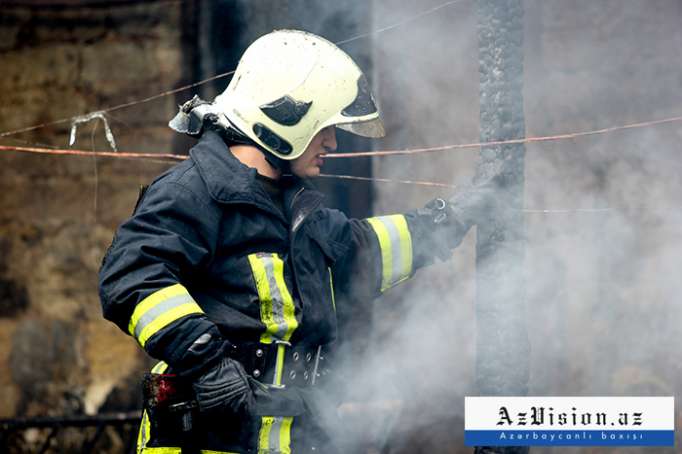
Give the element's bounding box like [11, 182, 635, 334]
[269, 417, 284, 452]
[133, 294, 193, 340]
[262, 255, 288, 339]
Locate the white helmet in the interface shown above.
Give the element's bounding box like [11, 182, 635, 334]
[213, 29, 385, 160]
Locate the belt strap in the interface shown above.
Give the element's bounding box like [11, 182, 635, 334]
[231, 341, 326, 387]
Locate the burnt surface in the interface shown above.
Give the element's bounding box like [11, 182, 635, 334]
[474, 3, 529, 452]
[0, 277, 29, 317]
[474, 0, 530, 398]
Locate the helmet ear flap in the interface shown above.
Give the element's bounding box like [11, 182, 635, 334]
[260, 96, 312, 126]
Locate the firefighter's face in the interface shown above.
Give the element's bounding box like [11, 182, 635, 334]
[290, 126, 337, 178]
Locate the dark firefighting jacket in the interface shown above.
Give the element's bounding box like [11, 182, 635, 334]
[99, 130, 452, 453]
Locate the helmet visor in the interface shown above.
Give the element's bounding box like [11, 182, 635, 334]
[337, 117, 386, 138]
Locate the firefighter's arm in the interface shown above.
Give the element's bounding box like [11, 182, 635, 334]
[99, 181, 224, 376]
[331, 181, 496, 300]
[323, 210, 415, 301]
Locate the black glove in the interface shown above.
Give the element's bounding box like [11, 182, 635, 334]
[192, 356, 255, 415]
[191, 357, 308, 417]
[249, 379, 307, 417]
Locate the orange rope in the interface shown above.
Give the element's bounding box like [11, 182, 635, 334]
[0, 143, 616, 212]
[2, 110, 681, 184]
[317, 173, 455, 188]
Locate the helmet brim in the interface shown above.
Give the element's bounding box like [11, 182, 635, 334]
[336, 117, 386, 138]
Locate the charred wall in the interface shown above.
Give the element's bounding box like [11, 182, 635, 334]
[0, 1, 190, 450]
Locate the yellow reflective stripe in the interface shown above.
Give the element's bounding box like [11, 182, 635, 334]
[279, 417, 293, 454]
[200, 451, 240, 454]
[151, 361, 168, 374]
[140, 448, 181, 454]
[129, 284, 188, 333]
[248, 254, 275, 344]
[367, 217, 392, 291]
[273, 258, 297, 342]
[248, 253, 298, 344]
[128, 284, 204, 347]
[394, 215, 413, 281]
[258, 416, 293, 454]
[250, 253, 296, 454]
[258, 416, 274, 453]
[139, 304, 202, 347]
[137, 410, 150, 453]
[274, 343, 285, 385]
[141, 448, 238, 454]
[328, 267, 336, 313]
[367, 215, 413, 292]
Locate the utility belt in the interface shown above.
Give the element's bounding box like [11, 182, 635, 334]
[140, 341, 329, 452]
[230, 340, 329, 388]
[142, 341, 329, 424]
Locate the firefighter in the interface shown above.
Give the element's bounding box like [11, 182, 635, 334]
[99, 29, 494, 453]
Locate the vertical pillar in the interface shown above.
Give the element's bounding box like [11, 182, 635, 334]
[475, 0, 529, 452]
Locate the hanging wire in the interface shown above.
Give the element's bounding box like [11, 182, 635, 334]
[335, 0, 466, 45]
[0, 0, 673, 217]
[522, 208, 610, 214]
[0, 0, 465, 139]
[4, 136, 66, 150]
[323, 115, 682, 158]
[0, 71, 236, 138]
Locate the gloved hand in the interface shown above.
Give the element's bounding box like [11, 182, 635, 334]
[249, 379, 307, 417]
[191, 357, 308, 417]
[192, 356, 254, 415]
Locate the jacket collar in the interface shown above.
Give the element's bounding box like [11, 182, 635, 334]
[189, 130, 266, 205]
[189, 131, 324, 227]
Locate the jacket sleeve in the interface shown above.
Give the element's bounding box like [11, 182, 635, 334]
[327, 206, 453, 303]
[99, 180, 224, 371]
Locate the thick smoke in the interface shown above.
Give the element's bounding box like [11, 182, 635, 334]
[317, 1, 682, 453]
[194, 1, 682, 452]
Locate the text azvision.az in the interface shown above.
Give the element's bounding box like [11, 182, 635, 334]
[497, 407, 643, 427]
